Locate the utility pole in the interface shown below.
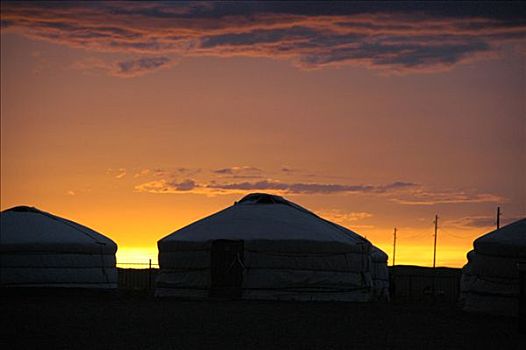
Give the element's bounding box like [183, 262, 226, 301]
[432, 215, 439, 298]
[433, 215, 438, 269]
[497, 207, 501, 229]
[392, 227, 397, 267]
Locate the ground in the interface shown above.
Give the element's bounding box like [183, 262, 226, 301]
[1, 292, 524, 350]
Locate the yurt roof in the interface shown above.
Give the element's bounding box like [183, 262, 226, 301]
[0, 206, 117, 254]
[473, 218, 526, 258]
[159, 193, 373, 252]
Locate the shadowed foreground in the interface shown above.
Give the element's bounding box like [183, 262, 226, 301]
[1, 293, 524, 350]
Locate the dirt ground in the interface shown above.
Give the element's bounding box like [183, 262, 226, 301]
[1, 292, 524, 350]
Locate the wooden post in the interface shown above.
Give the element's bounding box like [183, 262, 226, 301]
[432, 215, 438, 298]
[433, 215, 438, 269]
[148, 259, 152, 290]
[392, 227, 397, 267]
[497, 207, 501, 229]
[390, 228, 397, 299]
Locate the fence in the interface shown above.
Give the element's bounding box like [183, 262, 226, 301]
[116, 262, 463, 300]
[117, 260, 159, 290]
[389, 265, 461, 302]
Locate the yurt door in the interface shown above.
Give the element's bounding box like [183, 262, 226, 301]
[210, 240, 244, 298]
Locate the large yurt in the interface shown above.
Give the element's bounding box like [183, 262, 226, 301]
[0, 206, 118, 289]
[460, 218, 526, 316]
[156, 193, 388, 301]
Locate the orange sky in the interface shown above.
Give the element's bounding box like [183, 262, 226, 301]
[1, 2, 525, 267]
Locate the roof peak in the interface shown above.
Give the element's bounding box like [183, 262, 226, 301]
[3, 205, 42, 214]
[238, 193, 288, 205]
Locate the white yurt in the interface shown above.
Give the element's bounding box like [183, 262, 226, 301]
[156, 193, 388, 301]
[370, 246, 390, 299]
[460, 218, 526, 316]
[329, 221, 389, 300]
[0, 206, 118, 289]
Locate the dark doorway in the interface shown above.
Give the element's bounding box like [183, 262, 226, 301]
[209, 240, 245, 299]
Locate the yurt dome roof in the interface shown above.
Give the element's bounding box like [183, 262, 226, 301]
[473, 218, 526, 257]
[1, 206, 117, 254]
[159, 193, 380, 254]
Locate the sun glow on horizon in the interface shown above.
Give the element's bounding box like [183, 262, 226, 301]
[116, 246, 159, 268]
[1, 2, 524, 271]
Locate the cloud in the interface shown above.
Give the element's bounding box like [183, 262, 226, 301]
[135, 179, 198, 193]
[444, 215, 524, 230]
[213, 166, 262, 175]
[106, 167, 127, 179]
[67, 190, 76, 196]
[281, 167, 296, 173]
[391, 190, 503, 205]
[73, 56, 175, 77]
[316, 209, 373, 226]
[132, 168, 504, 207]
[134, 169, 151, 178]
[173, 179, 197, 191]
[115, 56, 174, 77]
[135, 178, 417, 195]
[2, 2, 524, 77]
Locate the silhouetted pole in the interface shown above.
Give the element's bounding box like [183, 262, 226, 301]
[432, 215, 439, 298]
[497, 207, 501, 229]
[148, 258, 152, 290]
[392, 227, 397, 267]
[433, 215, 438, 269]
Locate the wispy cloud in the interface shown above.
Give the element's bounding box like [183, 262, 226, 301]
[316, 209, 373, 227]
[135, 179, 203, 194]
[207, 179, 416, 194]
[106, 167, 127, 179]
[134, 169, 151, 178]
[444, 215, 524, 230]
[134, 176, 417, 196]
[212, 166, 262, 175]
[2, 2, 524, 77]
[391, 189, 503, 205]
[127, 165, 506, 207]
[73, 56, 176, 77]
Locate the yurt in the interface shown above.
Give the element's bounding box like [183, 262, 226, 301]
[460, 218, 526, 316]
[156, 193, 389, 301]
[0, 206, 118, 289]
[370, 246, 390, 300]
[329, 221, 389, 300]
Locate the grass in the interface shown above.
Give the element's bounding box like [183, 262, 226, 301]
[1, 292, 524, 350]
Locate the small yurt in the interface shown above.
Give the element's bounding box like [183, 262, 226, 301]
[460, 218, 526, 316]
[0, 206, 117, 289]
[156, 193, 388, 301]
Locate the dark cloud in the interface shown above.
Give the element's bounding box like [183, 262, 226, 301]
[212, 166, 262, 175]
[378, 181, 417, 192]
[213, 168, 236, 175]
[116, 56, 174, 76]
[73, 56, 175, 77]
[1, 19, 14, 28]
[207, 180, 417, 194]
[2, 2, 524, 77]
[134, 174, 503, 206]
[200, 26, 318, 48]
[169, 179, 197, 191]
[135, 178, 417, 195]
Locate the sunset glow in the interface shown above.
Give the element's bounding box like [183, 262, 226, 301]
[1, 2, 524, 268]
